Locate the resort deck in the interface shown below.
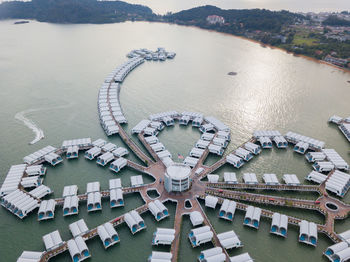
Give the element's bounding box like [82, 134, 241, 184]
[206, 182, 321, 193]
[6, 51, 350, 262]
[12, 129, 350, 262]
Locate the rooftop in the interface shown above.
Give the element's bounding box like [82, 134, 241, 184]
[166, 163, 191, 180]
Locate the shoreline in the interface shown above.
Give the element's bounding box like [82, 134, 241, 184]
[4, 18, 350, 75]
[156, 21, 350, 75]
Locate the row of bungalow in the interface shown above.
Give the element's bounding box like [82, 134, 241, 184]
[325, 229, 350, 262]
[0, 164, 27, 196]
[253, 130, 287, 149]
[253, 130, 327, 153]
[53, 179, 123, 218]
[20, 216, 122, 261]
[339, 123, 350, 142]
[1, 185, 51, 219]
[328, 115, 350, 143]
[198, 247, 253, 262]
[23, 145, 57, 165]
[98, 83, 120, 136]
[110, 57, 145, 83]
[309, 149, 349, 172]
[226, 142, 261, 168]
[1, 189, 39, 219]
[204, 195, 304, 239]
[214, 172, 300, 186]
[62, 138, 92, 159]
[325, 170, 350, 197]
[22, 145, 63, 167]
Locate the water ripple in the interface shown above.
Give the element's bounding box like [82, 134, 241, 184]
[14, 103, 73, 145]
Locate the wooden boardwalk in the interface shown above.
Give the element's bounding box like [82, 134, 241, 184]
[137, 132, 160, 162]
[207, 182, 321, 193]
[36, 133, 350, 262]
[105, 80, 154, 165]
[11, 52, 350, 261]
[21, 122, 350, 262]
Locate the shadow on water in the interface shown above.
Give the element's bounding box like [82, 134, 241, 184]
[147, 189, 160, 199]
[43, 154, 155, 198]
[48, 201, 177, 262]
[198, 200, 332, 262]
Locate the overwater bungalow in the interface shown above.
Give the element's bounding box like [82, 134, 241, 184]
[219, 199, 236, 221]
[270, 213, 288, 237]
[97, 222, 120, 249]
[96, 152, 114, 166]
[189, 226, 213, 247]
[109, 158, 127, 173]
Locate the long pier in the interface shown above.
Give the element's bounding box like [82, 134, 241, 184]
[137, 132, 160, 162]
[10, 52, 350, 262]
[24, 130, 350, 262]
[197, 137, 257, 180]
[104, 79, 154, 165]
[207, 182, 321, 193]
[205, 187, 322, 213]
[14, 127, 350, 262]
[39, 203, 150, 262]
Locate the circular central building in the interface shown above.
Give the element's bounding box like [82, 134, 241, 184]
[164, 163, 191, 192]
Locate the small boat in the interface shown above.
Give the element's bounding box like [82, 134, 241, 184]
[14, 20, 29, 25]
[227, 72, 237, 76]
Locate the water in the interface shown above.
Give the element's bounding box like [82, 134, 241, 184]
[122, 0, 350, 14]
[0, 19, 350, 261]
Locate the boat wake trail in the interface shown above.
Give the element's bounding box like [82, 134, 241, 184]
[15, 103, 73, 145]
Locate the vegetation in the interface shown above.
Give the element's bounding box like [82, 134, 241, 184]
[0, 0, 153, 23]
[164, 5, 304, 33]
[278, 28, 350, 61]
[292, 32, 319, 46]
[163, 6, 350, 67]
[323, 15, 350, 27]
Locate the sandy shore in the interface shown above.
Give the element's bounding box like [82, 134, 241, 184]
[157, 21, 350, 75]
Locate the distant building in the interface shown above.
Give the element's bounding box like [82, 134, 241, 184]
[273, 35, 287, 43]
[324, 55, 348, 67]
[325, 34, 350, 42]
[206, 15, 225, 25]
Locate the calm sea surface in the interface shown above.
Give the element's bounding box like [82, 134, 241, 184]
[0, 20, 350, 261]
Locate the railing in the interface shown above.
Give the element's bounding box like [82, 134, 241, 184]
[207, 182, 320, 193]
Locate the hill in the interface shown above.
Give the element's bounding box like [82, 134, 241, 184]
[0, 0, 154, 23]
[165, 5, 304, 33]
